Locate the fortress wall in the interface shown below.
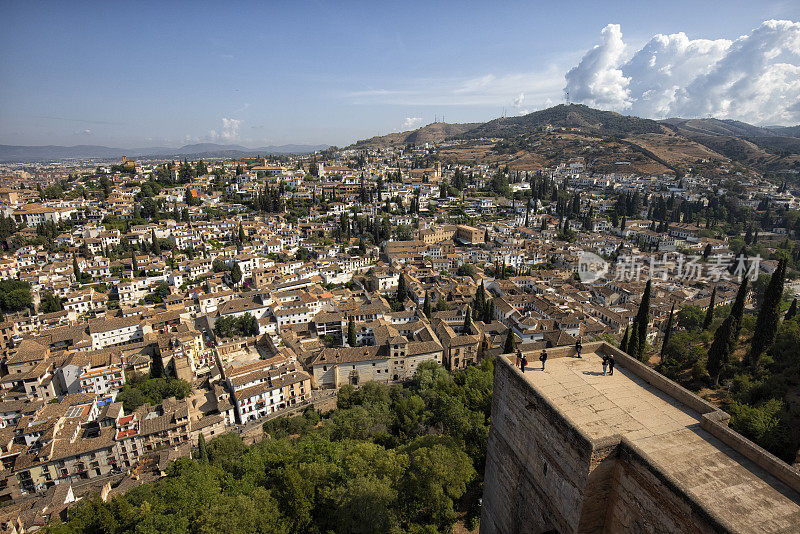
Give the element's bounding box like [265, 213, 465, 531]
[481, 356, 598, 534]
[603, 440, 734, 534]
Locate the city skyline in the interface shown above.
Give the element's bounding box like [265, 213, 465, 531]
[1, 1, 799, 148]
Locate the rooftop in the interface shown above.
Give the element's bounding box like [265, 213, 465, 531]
[510, 345, 800, 533]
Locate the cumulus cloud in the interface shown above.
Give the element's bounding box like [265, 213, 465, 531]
[564, 24, 630, 110]
[209, 117, 241, 142]
[403, 117, 423, 129]
[565, 20, 800, 124]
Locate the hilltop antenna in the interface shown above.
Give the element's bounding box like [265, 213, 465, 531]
[564, 89, 571, 105]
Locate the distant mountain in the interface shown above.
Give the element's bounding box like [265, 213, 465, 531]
[769, 125, 800, 138]
[659, 117, 794, 138]
[0, 143, 329, 162]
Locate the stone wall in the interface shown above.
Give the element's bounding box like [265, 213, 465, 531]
[481, 355, 595, 534]
[480, 343, 800, 534]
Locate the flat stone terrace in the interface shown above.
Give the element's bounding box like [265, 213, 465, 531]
[511, 349, 800, 533]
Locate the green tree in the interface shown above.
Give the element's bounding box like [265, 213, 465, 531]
[749, 258, 786, 367]
[677, 305, 705, 332]
[150, 352, 165, 379]
[396, 273, 406, 302]
[423, 290, 431, 319]
[703, 286, 716, 330]
[151, 229, 161, 255]
[633, 279, 651, 360]
[348, 315, 357, 347]
[707, 279, 748, 385]
[197, 433, 209, 462]
[661, 303, 675, 358]
[503, 329, 516, 354]
[620, 325, 630, 353]
[230, 262, 242, 285]
[462, 306, 471, 333]
[785, 298, 797, 321]
[39, 290, 64, 314]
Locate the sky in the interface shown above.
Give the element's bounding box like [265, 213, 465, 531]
[1, 0, 799, 148]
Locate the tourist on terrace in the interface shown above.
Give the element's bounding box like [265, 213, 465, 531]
[539, 349, 548, 371]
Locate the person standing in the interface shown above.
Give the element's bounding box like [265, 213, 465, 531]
[575, 338, 583, 358]
[521, 354, 528, 372]
[516, 348, 522, 369]
[608, 354, 615, 376]
[540, 349, 548, 371]
[601, 354, 608, 375]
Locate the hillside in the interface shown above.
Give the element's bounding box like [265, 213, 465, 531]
[351, 104, 800, 174]
[461, 104, 665, 138]
[352, 122, 479, 149]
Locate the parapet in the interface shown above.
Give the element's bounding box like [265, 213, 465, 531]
[481, 341, 800, 534]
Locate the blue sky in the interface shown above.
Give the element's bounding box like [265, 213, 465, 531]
[1, 1, 798, 148]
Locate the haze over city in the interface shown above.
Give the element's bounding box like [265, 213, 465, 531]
[1, 1, 799, 148]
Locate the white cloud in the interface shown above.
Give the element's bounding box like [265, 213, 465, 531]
[209, 117, 241, 143]
[565, 20, 800, 124]
[403, 117, 423, 129]
[564, 24, 630, 110]
[220, 118, 241, 141]
[513, 92, 525, 107]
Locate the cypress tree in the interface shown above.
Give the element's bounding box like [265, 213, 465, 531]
[197, 433, 209, 462]
[463, 305, 471, 333]
[503, 329, 516, 354]
[703, 286, 716, 330]
[347, 315, 356, 347]
[785, 298, 797, 321]
[707, 314, 734, 386]
[474, 281, 486, 318]
[749, 259, 786, 366]
[620, 325, 630, 353]
[627, 319, 639, 357]
[707, 279, 748, 385]
[484, 300, 495, 323]
[72, 256, 81, 282]
[730, 277, 749, 342]
[423, 290, 431, 319]
[634, 279, 651, 360]
[151, 229, 161, 256]
[661, 303, 675, 358]
[396, 274, 406, 303]
[230, 262, 242, 285]
[150, 352, 165, 379]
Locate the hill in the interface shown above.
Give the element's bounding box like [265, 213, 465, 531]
[462, 104, 665, 138]
[351, 104, 800, 174]
[352, 122, 479, 149]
